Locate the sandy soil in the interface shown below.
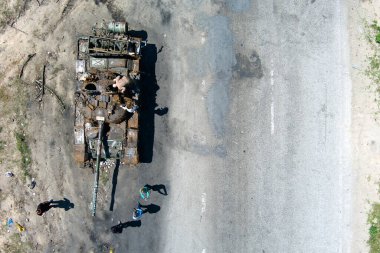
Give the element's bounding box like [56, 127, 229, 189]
[0, 1, 130, 252]
[349, 0, 380, 252]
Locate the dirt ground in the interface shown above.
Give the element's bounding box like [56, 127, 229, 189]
[349, 0, 380, 252]
[0, 1, 142, 252]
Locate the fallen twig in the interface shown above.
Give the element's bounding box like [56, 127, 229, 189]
[35, 80, 66, 112]
[21, 79, 66, 112]
[42, 65, 46, 95]
[7, 24, 28, 35]
[19, 53, 36, 78]
[17, 0, 29, 19]
[36, 0, 46, 6]
[62, 0, 75, 16]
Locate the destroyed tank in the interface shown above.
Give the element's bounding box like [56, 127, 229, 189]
[73, 21, 144, 216]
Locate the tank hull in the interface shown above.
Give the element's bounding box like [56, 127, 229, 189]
[74, 21, 143, 167]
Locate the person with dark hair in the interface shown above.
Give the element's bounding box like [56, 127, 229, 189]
[132, 203, 143, 220]
[139, 185, 151, 201]
[36, 200, 53, 216]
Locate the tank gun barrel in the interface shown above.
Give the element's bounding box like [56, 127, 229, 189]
[91, 118, 105, 216]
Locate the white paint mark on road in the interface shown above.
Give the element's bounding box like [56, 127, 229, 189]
[201, 79, 206, 92]
[201, 32, 207, 44]
[202, 249, 206, 253]
[270, 70, 274, 86]
[271, 101, 274, 135]
[270, 59, 275, 135]
[201, 80, 206, 100]
[201, 193, 206, 213]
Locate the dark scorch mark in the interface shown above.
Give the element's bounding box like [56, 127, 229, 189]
[233, 50, 263, 79]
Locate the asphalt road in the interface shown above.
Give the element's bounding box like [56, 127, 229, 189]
[87, 1, 352, 252]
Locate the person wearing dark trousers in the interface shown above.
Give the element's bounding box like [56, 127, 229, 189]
[36, 200, 53, 216]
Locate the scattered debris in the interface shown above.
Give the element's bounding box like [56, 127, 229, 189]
[5, 172, 14, 177]
[15, 222, 25, 232]
[7, 218, 14, 228]
[36, 0, 46, 6]
[28, 178, 36, 189]
[19, 53, 36, 78]
[34, 80, 66, 112]
[100, 159, 115, 170]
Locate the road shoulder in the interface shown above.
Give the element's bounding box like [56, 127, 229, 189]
[349, 1, 380, 252]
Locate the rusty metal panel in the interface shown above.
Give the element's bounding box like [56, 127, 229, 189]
[74, 144, 86, 164]
[89, 57, 108, 69]
[74, 105, 84, 125]
[76, 60, 86, 73]
[123, 147, 139, 165]
[128, 112, 139, 129]
[98, 101, 107, 109]
[78, 38, 89, 59]
[127, 128, 138, 148]
[132, 59, 139, 73]
[74, 126, 85, 144]
[108, 124, 125, 140]
[108, 58, 127, 68]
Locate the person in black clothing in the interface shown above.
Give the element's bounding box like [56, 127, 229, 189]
[36, 201, 53, 216]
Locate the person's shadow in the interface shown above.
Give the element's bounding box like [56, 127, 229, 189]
[145, 184, 168, 195]
[111, 220, 141, 234]
[50, 198, 74, 211]
[139, 203, 160, 214]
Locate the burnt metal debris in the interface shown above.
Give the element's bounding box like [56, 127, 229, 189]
[74, 21, 145, 216]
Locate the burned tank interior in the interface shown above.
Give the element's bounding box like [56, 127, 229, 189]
[74, 21, 142, 169]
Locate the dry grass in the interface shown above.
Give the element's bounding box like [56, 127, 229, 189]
[0, 76, 33, 182]
[366, 32, 380, 245]
[2, 233, 32, 252]
[0, 0, 27, 29]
